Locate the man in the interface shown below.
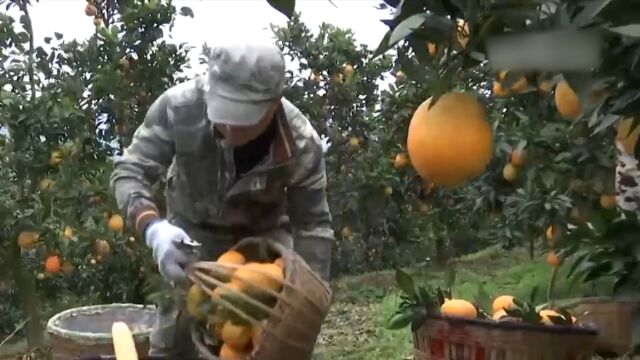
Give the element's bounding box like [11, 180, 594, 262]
[109, 40, 334, 357]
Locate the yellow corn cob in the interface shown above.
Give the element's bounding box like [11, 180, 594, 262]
[111, 321, 139, 360]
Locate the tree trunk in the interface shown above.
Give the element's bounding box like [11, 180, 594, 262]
[6, 246, 44, 348]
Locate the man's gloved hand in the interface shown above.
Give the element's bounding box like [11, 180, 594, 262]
[144, 219, 201, 285]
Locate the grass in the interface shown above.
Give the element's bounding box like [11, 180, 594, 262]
[0, 245, 618, 359]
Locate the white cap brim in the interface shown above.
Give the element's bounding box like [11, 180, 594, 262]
[205, 92, 275, 127]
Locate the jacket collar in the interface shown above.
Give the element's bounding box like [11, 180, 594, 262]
[271, 102, 295, 164]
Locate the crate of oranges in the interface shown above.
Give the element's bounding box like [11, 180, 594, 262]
[387, 270, 599, 360]
[185, 236, 332, 360]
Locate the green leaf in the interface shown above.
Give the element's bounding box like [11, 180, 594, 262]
[386, 309, 415, 330]
[266, 0, 296, 19]
[444, 266, 456, 289]
[179, 6, 194, 18]
[529, 285, 539, 304]
[54, 32, 63, 40]
[395, 268, 417, 299]
[608, 24, 640, 37]
[373, 29, 393, 58]
[573, 0, 612, 27]
[388, 13, 429, 46]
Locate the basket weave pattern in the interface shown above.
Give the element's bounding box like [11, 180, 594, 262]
[413, 316, 598, 360]
[46, 303, 154, 360]
[573, 297, 640, 355]
[191, 237, 333, 360]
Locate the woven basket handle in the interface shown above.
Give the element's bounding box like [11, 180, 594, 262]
[188, 263, 321, 349]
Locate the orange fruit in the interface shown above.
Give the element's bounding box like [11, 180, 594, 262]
[45, 255, 61, 274]
[492, 81, 509, 97]
[407, 92, 493, 187]
[546, 251, 561, 268]
[218, 343, 248, 360]
[48, 151, 63, 167]
[492, 309, 508, 321]
[427, 42, 437, 56]
[555, 80, 582, 120]
[93, 17, 103, 27]
[384, 185, 393, 196]
[599, 193, 617, 209]
[545, 225, 561, 247]
[348, 136, 360, 149]
[273, 257, 285, 270]
[393, 153, 409, 169]
[107, 214, 124, 232]
[341, 226, 353, 238]
[456, 19, 469, 48]
[440, 299, 477, 319]
[212, 282, 242, 299]
[17, 231, 40, 249]
[510, 149, 527, 167]
[232, 263, 284, 294]
[498, 71, 528, 93]
[95, 239, 111, 257]
[502, 163, 518, 182]
[85, 3, 97, 17]
[216, 250, 247, 280]
[539, 309, 562, 325]
[616, 117, 640, 156]
[492, 295, 515, 314]
[343, 63, 354, 77]
[217, 250, 246, 266]
[39, 178, 55, 191]
[221, 321, 252, 350]
[63, 226, 73, 240]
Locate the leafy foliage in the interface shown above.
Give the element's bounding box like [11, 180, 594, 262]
[562, 209, 640, 298]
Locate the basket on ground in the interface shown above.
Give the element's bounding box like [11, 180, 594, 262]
[188, 236, 333, 360]
[412, 314, 599, 360]
[46, 303, 156, 360]
[572, 297, 640, 356]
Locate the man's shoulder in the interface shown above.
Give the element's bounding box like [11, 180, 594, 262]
[281, 97, 323, 149]
[162, 76, 206, 109]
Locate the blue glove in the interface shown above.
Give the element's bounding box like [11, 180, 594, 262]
[144, 219, 201, 285]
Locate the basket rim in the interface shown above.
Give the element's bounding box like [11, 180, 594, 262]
[45, 303, 157, 341]
[418, 314, 599, 336]
[575, 296, 640, 305]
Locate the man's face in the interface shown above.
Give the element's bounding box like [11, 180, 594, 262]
[214, 99, 281, 147]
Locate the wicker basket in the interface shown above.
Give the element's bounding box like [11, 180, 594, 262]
[413, 315, 599, 360]
[190, 237, 333, 360]
[46, 303, 156, 360]
[572, 297, 640, 356]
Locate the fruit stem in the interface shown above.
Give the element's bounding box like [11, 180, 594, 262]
[547, 266, 559, 308]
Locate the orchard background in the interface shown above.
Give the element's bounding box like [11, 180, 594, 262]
[1, 0, 640, 359]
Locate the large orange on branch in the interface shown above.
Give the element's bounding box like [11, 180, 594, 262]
[407, 92, 493, 187]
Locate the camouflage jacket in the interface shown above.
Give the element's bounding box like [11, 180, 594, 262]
[615, 116, 640, 212]
[109, 76, 334, 280]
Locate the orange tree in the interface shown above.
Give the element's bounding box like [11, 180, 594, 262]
[0, 0, 192, 345]
[366, 0, 640, 266]
[273, 14, 477, 274]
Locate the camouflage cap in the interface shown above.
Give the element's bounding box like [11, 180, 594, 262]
[205, 41, 286, 126]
